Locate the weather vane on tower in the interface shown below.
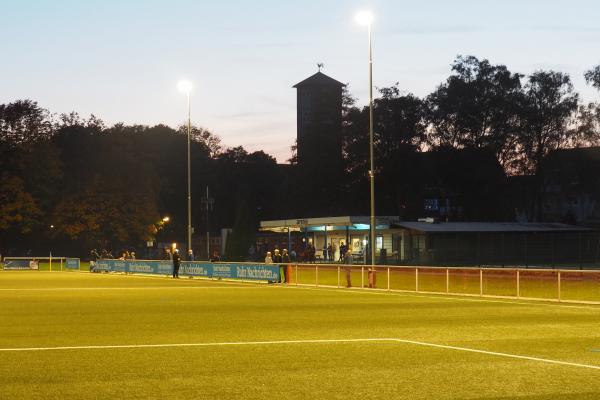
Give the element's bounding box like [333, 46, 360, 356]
[317, 63, 324, 72]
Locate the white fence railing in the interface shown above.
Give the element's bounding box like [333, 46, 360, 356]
[286, 264, 600, 305]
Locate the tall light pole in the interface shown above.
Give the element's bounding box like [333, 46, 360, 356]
[178, 80, 193, 254]
[356, 10, 376, 266]
[201, 187, 214, 259]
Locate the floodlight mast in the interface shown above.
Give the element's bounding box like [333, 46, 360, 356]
[178, 80, 193, 254]
[356, 10, 376, 266]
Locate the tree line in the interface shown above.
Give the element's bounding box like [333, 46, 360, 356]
[2, 55, 600, 258]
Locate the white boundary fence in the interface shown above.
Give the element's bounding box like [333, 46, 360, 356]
[285, 263, 600, 305]
[1, 257, 80, 271]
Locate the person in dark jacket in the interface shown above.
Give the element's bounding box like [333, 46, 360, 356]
[281, 249, 291, 263]
[172, 249, 181, 278]
[272, 249, 282, 264]
[343, 248, 353, 287]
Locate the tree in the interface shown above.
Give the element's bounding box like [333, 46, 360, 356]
[0, 100, 53, 146]
[426, 56, 523, 169]
[576, 66, 600, 147]
[516, 71, 579, 175]
[342, 85, 428, 215]
[0, 174, 41, 234]
[585, 65, 600, 90]
[224, 197, 257, 261]
[50, 138, 160, 248]
[177, 124, 222, 158]
[573, 103, 600, 146]
[515, 71, 579, 221]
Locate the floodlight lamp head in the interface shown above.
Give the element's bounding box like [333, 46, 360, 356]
[355, 10, 374, 26]
[177, 80, 193, 94]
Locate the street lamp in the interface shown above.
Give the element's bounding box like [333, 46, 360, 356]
[178, 80, 193, 254]
[355, 10, 376, 266]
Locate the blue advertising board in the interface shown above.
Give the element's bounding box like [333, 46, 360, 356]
[92, 259, 280, 282]
[66, 258, 80, 269]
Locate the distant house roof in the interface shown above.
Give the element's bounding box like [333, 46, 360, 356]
[260, 216, 400, 232]
[547, 146, 600, 162]
[393, 222, 591, 233]
[293, 72, 345, 88]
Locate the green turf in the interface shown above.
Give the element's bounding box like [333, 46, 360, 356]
[1, 271, 600, 399]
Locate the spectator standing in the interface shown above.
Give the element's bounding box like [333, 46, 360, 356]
[343, 248, 353, 288]
[187, 249, 195, 261]
[172, 249, 181, 278]
[273, 249, 282, 263]
[290, 249, 297, 262]
[210, 251, 221, 262]
[282, 249, 291, 263]
[265, 251, 273, 264]
[339, 242, 347, 262]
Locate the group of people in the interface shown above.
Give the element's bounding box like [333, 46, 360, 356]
[90, 249, 114, 261]
[118, 250, 136, 260]
[261, 243, 354, 265]
[163, 247, 193, 261]
[264, 248, 291, 264]
[164, 247, 222, 278]
[90, 248, 141, 261]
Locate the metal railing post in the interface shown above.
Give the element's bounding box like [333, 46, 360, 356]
[557, 270, 561, 302]
[415, 268, 419, 292]
[387, 267, 390, 291]
[479, 268, 483, 296]
[361, 266, 364, 289]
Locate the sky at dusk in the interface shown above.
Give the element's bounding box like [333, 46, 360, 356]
[2, 0, 600, 162]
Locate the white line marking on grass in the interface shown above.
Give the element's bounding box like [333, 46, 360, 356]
[0, 338, 598, 370]
[80, 272, 268, 287]
[280, 285, 600, 311]
[383, 339, 600, 371]
[0, 286, 263, 292]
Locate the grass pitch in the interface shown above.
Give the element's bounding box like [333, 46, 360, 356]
[1, 272, 599, 399]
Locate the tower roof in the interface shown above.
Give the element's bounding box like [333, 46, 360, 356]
[293, 72, 345, 88]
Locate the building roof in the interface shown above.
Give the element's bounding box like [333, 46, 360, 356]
[393, 222, 591, 233]
[260, 216, 400, 232]
[293, 72, 345, 88]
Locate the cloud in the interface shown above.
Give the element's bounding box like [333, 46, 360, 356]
[384, 25, 484, 35]
[528, 25, 600, 33]
[215, 111, 278, 119]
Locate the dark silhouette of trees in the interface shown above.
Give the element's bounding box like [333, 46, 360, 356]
[579, 65, 600, 146]
[3, 55, 600, 255]
[585, 65, 600, 90]
[0, 100, 53, 146]
[0, 174, 41, 234]
[0, 101, 60, 244]
[50, 123, 161, 250]
[515, 71, 579, 175]
[426, 56, 523, 169]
